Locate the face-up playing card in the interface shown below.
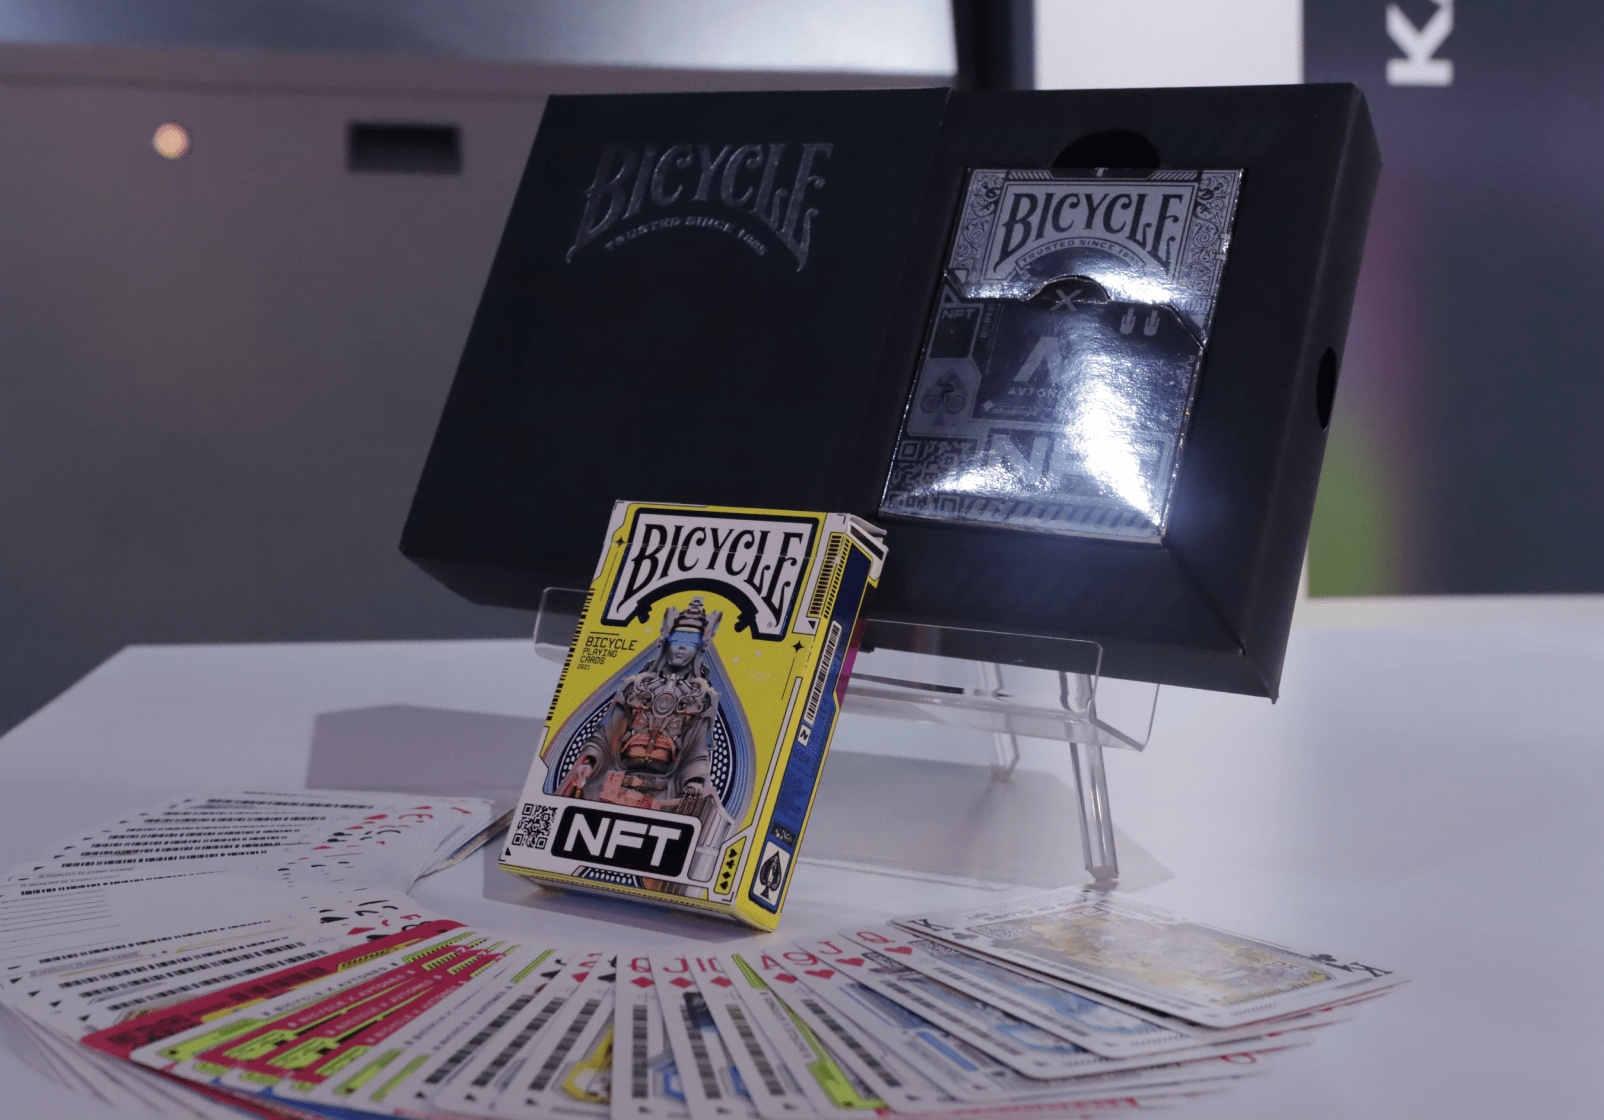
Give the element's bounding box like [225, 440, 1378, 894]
[806, 935, 1120, 1080]
[898, 889, 1406, 1028]
[429, 950, 607, 1116]
[768, 944, 1012, 1104]
[838, 924, 1361, 1064]
[613, 956, 691, 1120]
[7, 789, 1410, 1120]
[498, 959, 616, 1118]
[713, 952, 884, 1117]
[677, 953, 812, 1120]
[1, 874, 429, 1038]
[734, 950, 954, 1114]
[285, 942, 560, 1113]
[837, 923, 1195, 1058]
[126, 928, 483, 1077]
[206, 935, 515, 1100]
[651, 954, 757, 1120]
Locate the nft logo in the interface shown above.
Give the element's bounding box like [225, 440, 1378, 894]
[551, 804, 697, 877]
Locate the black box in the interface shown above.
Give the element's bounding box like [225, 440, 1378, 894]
[402, 86, 1379, 698]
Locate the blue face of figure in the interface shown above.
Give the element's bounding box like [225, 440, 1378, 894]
[665, 631, 699, 669]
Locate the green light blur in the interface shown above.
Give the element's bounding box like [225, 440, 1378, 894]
[1308, 423, 1400, 596]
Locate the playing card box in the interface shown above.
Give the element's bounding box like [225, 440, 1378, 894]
[401, 85, 1378, 698]
[500, 500, 886, 929]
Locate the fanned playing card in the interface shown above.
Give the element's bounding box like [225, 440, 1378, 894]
[898, 889, 1407, 1028]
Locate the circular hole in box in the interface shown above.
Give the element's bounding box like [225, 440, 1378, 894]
[1316, 346, 1339, 430]
[1053, 129, 1160, 170]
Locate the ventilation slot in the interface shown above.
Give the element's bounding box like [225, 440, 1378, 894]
[348, 123, 462, 174]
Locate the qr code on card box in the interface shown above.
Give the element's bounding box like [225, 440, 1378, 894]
[510, 803, 557, 850]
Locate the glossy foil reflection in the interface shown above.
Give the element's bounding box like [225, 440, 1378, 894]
[896, 287, 1200, 540]
[882, 167, 1241, 542]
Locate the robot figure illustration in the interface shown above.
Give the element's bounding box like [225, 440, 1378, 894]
[556, 597, 734, 883]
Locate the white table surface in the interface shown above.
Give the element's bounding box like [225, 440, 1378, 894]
[2, 624, 1600, 1118]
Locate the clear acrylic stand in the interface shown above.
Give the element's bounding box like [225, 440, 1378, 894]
[532, 588, 1157, 884]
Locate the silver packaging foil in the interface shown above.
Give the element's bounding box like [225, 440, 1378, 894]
[882, 168, 1242, 542]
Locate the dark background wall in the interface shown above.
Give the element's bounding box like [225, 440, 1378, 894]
[0, 56, 542, 735]
[0, 6, 956, 735]
[1305, 1, 1604, 595]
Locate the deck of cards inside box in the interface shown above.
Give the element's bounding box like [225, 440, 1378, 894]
[401, 85, 1379, 700]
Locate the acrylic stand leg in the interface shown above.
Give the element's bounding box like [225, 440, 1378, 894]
[991, 732, 1023, 780]
[978, 662, 1023, 780]
[1070, 740, 1118, 883]
[1062, 669, 1117, 882]
[982, 664, 1117, 882]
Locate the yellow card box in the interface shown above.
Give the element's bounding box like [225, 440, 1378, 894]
[501, 501, 887, 929]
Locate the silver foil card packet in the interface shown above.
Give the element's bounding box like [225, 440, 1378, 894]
[882, 168, 1242, 542]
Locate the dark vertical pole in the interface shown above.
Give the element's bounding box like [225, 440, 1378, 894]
[951, 0, 1036, 90]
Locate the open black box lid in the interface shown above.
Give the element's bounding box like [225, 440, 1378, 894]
[402, 84, 1379, 699]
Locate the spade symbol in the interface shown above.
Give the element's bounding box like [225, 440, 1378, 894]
[759, 850, 784, 895]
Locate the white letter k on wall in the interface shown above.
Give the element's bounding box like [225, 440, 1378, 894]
[1387, 0, 1454, 86]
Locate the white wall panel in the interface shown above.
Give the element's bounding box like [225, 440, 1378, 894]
[1035, 0, 1300, 89]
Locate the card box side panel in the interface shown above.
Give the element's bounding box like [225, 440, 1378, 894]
[738, 543, 875, 924]
[1234, 92, 1381, 695]
[1161, 84, 1380, 697]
